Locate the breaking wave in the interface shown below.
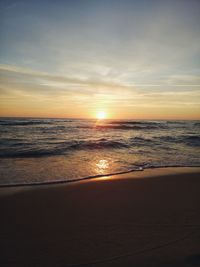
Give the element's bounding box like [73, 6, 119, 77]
[1, 131, 200, 158]
[0, 138, 129, 158]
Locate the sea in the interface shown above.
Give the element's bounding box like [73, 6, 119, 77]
[0, 118, 200, 186]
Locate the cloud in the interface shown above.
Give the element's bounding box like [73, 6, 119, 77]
[166, 74, 200, 86]
[0, 63, 199, 118]
[0, 64, 134, 92]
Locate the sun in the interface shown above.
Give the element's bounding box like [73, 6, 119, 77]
[96, 111, 106, 120]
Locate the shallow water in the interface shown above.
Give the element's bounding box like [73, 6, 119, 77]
[0, 118, 199, 185]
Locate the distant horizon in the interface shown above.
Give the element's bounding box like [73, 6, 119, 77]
[0, 115, 199, 121]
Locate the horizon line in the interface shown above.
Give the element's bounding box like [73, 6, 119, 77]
[0, 116, 199, 121]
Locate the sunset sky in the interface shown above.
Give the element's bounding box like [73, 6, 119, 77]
[0, 0, 200, 119]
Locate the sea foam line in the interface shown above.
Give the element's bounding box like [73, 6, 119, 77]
[0, 165, 199, 188]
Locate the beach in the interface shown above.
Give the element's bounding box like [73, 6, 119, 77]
[0, 167, 200, 267]
[1, 0, 200, 265]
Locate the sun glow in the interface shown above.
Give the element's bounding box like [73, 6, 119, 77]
[96, 111, 106, 120]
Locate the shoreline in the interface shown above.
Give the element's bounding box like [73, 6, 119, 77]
[0, 167, 200, 266]
[0, 165, 199, 189]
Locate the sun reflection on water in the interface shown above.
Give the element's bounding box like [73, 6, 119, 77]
[96, 159, 109, 174]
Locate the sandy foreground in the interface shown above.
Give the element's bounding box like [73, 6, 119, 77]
[0, 167, 200, 267]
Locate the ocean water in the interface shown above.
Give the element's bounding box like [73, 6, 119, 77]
[0, 118, 200, 186]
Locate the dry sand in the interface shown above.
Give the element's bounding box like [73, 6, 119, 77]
[0, 167, 200, 267]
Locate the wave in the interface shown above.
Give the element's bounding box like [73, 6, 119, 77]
[70, 139, 128, 150]
[82, 124, 163, 130]
[130, 136, 153, 142]
[0, 120, 52, 126]
[109, 120, 199, 128]
[0, 138, 128, 158]
[109, 120, 161, 125]
[183, 135, 200, 146]
[1, 133, 199, 158]
[158, 135, 200, 146]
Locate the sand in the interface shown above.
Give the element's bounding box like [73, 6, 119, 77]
[0, 167, 200, 267]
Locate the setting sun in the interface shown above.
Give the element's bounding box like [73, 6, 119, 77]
[96, 111, 106, 120]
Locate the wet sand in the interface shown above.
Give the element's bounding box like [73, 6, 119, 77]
[0, 167, 200, 267]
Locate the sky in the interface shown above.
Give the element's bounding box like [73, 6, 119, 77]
[0, 0, 200, 119]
